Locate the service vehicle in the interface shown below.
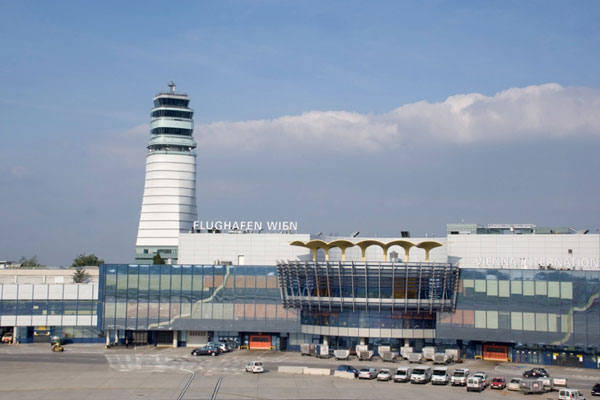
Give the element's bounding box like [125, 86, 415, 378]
[433, 353, 450, 364]
[191, 345, 219, 356]
[559, 388, 586, 400]
[553, 377, 569, 389]
[592, 382, 600, 396]
[422, 346, 436, 361]
[467, 376, 485, 392]
[507, 378, 522, 391]
[410, 366, 432, 384]
[334, 349, 351, 360]
[523, 367, 549, 378]
[490, 376, 506, 390]
[520, 379, 546, 395]
[394, 366, 412, 383]
[432, 367, 450, 385]
[472, 371, 489, 388]
[336, 365, 359, 377]
[359, 367, 377, 379]
[408, 352, 423, 363]
[451, 368, 470, 386]
[245, 361, 264, 373]
[377, 369, 392, 381]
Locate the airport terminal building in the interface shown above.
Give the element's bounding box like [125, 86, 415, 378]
[2, 84, 600, 369]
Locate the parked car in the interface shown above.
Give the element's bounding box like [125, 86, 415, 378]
[336, 365, 359, 377]
[472, 371, 489, 388]
[507, 378, 522, 391]
[592, 383, 600, 396]
[559, 388, 586, 400]
[394, 366, 412, 383]
[359, 368, 377, 379]
[191, 345, 219, 356]
[208, 342, 231, 353]
[467, 376, 485, 392]
[523, 367, 549, 378]
[490, 377, 506, 390]
[451, 368, 470, 386]
[245, 361, 264, 373]
[377, 369, 392, 381]
[1, 332, 12, 343]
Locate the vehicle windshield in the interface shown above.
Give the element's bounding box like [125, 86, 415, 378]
[379, 370, 389, 374]
[510, 379, 521, 383]
[492, 378, 503, 382]
[454, 371, 465, 377]
[255, 362, 262, 366]
[396, 370, 407, 375]
[433, 371, 446, 376]
[360, 369, 370, 372]
[413, 369, 426, 374]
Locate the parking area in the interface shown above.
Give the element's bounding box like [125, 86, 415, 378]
[1, 344, 599, 399]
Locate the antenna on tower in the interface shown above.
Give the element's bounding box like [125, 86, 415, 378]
[168, 81, 176, 93]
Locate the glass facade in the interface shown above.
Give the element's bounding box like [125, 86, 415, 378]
[100, 264, 300, 333]
[301, 310, 435, 329]
[437, 269, 600, 348]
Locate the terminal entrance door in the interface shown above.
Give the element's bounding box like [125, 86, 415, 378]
[483, 344, 508, 361]
[249, 334, 271, 350]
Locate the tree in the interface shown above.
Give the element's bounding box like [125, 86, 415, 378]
[71, 253, 104, 268]
[72, 267, 90, 283]
[18, 256, 45, 268]
[153, 253, 166, 265]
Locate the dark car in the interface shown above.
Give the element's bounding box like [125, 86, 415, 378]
[191, 345, 219, 356]
[490, 377, 506, 390]
[336, 365, 359, 377]
[523, 368, 549, 378]
[592, 383, 600, 396]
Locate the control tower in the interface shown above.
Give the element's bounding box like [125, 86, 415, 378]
[135, 82, 197, 264]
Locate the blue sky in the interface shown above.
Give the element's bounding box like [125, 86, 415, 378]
[1, 1, 600, 266]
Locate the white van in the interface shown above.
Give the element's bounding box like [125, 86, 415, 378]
[410, 366, 432, 384]
[394, 366, 412, 383]
[559, 388, 586, 400]
[467, 376, 485, 392]
[245, 361, 264, 373]
[451, 368, 470, 386]
[431, 367, 450, 385]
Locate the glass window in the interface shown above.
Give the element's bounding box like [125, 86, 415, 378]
[474, 310, 486, 328]
[561, 314, 569, 333]
[487, 280, 498, 296]
[560, 282, 573, 299]
[535, 313, 547, 332]
[511, 312, 522, 330]
[548, 313, 558, 332]
[523, 312, 535, 331]
[475, 280, 486, 293]
[523, 281, 534, 296]
[511, 280, 522, 295]
[535, 281, 547, 296]
[487, 311, 498, 329]
[548, 281, 560, 298]
[498, 280, 510, 297]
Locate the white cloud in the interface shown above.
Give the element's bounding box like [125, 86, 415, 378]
[195, 83, 600, 152]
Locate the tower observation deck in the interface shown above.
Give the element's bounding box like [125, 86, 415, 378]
[135, 82, 198, 264]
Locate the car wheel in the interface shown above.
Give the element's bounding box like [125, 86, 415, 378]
[211, 352, 216, 356]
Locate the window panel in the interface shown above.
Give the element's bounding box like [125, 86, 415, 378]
[548, 282, 560, 298]
[475, 280, 486, 293]
[511, 280, 522, 295]
[511, 312, 522, 330]
[548, 313, 558, 332]
[498, 281, 510, 297]
[560, 282, 573, 299]
[523, 281, 534, 296]
[535, 313, 547, 332]
[535, 281, 547, 296]
[474, 310, 486, 328]
[487, 280, 498, 296]
[523, 312, 535, 331]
